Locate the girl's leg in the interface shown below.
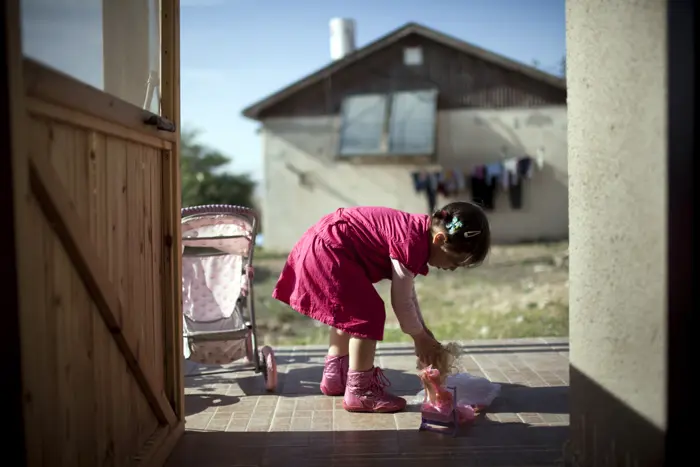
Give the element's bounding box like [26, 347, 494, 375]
[320, 327, 350, 396]
[343, 336, 407, 413]
[348, 336, 376, 371]
[328, 328, 350, 356]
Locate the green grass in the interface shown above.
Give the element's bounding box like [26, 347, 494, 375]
[252, 272, 569, 347]
[253, 247, 289, 260]
[382, 304, 569, 343]
[256, 304, 568, 346]
[251, 242, 570, 346]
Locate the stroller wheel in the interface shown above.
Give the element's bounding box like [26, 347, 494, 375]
[261, 345, 277, 392]
[245, 333, 254, 363]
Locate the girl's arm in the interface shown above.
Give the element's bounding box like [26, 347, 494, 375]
[411, 286, 427, 329]
[390, 258, 425, 336]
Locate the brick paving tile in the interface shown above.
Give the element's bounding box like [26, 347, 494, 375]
[168, 338, 569, 466]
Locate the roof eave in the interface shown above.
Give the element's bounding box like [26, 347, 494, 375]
[241, 22, 566, 121]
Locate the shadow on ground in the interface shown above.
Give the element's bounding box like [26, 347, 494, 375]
[185, 394, 241, 417]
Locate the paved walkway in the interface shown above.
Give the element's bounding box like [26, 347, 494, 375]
[167, 338, 570, 466]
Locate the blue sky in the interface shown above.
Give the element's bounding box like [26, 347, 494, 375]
[22, 0, 565, 182]
[183, 0, 564, 181]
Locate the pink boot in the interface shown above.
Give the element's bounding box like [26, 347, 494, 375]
[320, 354, 349, 396]
[342, 367, 407, 413]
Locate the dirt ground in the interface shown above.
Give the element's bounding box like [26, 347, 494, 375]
[251, 241, 569, 345]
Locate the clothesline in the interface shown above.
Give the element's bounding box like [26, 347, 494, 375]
[411, 155, 539, 213]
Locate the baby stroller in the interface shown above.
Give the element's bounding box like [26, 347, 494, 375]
[181, 204, 277, 392]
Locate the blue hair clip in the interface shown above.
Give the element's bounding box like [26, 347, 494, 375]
[445, 218, 463, 235]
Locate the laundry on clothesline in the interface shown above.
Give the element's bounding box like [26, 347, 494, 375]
[469, 156, 537, 210]
[409, 155, 539, 213]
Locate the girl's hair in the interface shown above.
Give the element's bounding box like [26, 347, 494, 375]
[431, 201, 491, 266]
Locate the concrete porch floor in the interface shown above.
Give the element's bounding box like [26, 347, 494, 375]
[167, 338, 570, 466]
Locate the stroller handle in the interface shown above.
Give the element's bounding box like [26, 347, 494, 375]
[181, 204, 259, 227]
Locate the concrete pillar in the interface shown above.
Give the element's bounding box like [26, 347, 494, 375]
[566, 0, 667, 464]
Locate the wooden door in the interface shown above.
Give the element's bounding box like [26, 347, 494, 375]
[6, 1, 184, 465]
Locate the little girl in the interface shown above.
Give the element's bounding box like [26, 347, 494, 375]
[272, 201, 491, 413]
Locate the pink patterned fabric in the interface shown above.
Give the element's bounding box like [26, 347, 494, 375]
[182, 212, 256, 365]
[241, 266, 254, 296]
[182, 214, 253, 256]
[272, 207, 432, 341]
[182, 255, 244, 321]
[187, 338, 247, 365]
[182, 254, 248, 364]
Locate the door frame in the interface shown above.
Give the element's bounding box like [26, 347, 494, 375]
[160, 0, 185, 424]
[666, 0, 693, 462]
[2, 0, 27, 464]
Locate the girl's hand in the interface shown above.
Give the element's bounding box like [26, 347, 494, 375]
[413, 330, 442, 368]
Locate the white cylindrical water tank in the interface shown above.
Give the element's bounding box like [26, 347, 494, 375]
[329, 18, 356, 61]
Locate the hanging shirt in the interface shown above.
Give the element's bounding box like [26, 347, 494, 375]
[411, 172, 427, 192]
[442, 170, 457, 195]
[485, 163, 503, 186]
[428, 172, 440, 192]
[502, 157, 519, 189]
[454, 169, 467, 193]
[471, 176, 496, 210]
[518, 157, 534, 178]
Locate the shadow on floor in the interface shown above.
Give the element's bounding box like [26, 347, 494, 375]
[186, 364, 422, 399]
[494, 383, 569, 415]
[185, 358, 569, 416]
[185, 367, 569, 421]
[166, 424, 570, 466]
[185, 394, 241, 417]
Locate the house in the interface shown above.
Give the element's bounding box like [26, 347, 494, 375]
[243, 22, 568, 253]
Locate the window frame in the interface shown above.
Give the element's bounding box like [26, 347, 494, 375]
[336, 89, 439, 164]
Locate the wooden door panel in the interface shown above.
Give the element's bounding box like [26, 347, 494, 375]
[23, 199, 160, 466]
[19, 59, 182, 466]
[27, 107, 170, 399]
[7, 0, 184, 465]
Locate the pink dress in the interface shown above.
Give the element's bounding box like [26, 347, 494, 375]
[272, 207, 432, 341]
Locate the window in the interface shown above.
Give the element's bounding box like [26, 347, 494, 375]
[338, 89, 438, 157]
[21, 0, 162, 114]
[403, 47, 423, 66]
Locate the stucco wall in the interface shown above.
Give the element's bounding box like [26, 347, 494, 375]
[261, 106, 568, 252]
[567, 0, 667, 464]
